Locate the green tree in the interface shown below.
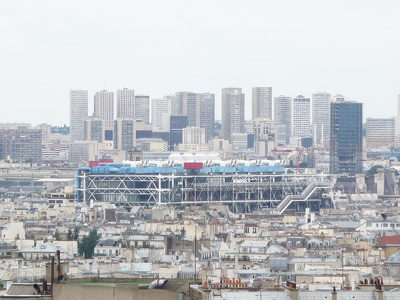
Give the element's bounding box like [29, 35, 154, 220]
[67, 228, 73, 241]
[366, 165, 384, 177]
[54, 229, 61, 241]
[73, 227, 80, 241]
[78, 229, 100, 259]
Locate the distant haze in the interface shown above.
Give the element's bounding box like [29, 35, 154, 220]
[1, 0, 400, 125]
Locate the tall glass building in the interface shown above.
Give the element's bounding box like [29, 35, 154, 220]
[329, 100, 363, 175]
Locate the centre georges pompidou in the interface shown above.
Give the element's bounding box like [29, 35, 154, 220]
[76, 159, 332, 214]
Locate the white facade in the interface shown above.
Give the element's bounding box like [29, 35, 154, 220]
[117, 88, 135, 118]
[70, 90, 88, 141]
[253, 118, 274, 157]
[182, 127, 206, 145]
[135, 95, 150, 124]
[366, 117, 395, 148]
[312, 92, 331, 146]
[252, 87, 272, 120]
[274, 95, 292, 146]
[292, 95, 311, 139]
[221, 88, 245, 139]
[94, 90, 114, 128]
[151, 97, 172, 132]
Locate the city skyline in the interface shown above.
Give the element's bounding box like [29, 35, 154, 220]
[1, 1, 400, 125]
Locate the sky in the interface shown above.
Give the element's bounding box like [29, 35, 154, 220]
[1, 0, 400, 126]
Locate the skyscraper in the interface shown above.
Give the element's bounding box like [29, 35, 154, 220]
[292, 95, 311, 139]
[151, 97, 172, 132]
[117, 88, 135, 118]
[274, 95, 292, 146]
[182, 92, 201, 127]
[221, 88, 245, 140]
[114, 118, 135, 151]
[200, 93, 215, 142]
[70, 90, 88, 141]
[366, 117, 395, 148]
[84, 117, 104, 142]
[252, 87, 272, 120]
[135, 95, 150, 124]
[312, 92, 331, 146]
[253, 118, 274, 157]
[94, 90, 114, 128]
[330, 100, 363, 175]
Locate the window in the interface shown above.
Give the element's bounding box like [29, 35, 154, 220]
[253, 228, 257, 233]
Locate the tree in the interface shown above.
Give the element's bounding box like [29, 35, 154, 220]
[73, 227, 80, 241]
[67, 228, 73, 241]
[67, 227, 80, 241]
[78, 229, 100, 259]
[54, 229, 61, 241]
[366, 165, 384, 177]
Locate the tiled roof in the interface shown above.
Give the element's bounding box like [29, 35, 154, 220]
[376, 235, 400, 246]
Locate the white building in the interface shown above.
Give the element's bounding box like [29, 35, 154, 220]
[151, 97, 172, 132]
[366, 117, 395, 148]
[292, 95, 311, 139]
[94, 90, 114, 128]
[135, 95, 150, 124]
[252, 87, 272, 120]
[312, 92, 331, 146]
[117, 88, 135, 118]
[274, 95, 292, 146]
[70, 90, 88, 141]
[182, 127, 206, 145]
[221, 88, 245, 140]
[253, 118, 274, 157]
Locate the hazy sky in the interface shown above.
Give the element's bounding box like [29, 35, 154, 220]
[1, 0, 400, 126]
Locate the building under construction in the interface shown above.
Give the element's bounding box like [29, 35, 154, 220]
[76, 159, 332, 214]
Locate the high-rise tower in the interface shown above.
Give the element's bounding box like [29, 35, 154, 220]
[134, 95, 150, 124]
[117, 88, 135, 118]
[292, 95, 311, 138]
[70, 90, 88, 141]
[94, 90, 114, 128]
[252, 87, 272, 120]
[221, 88, 245, 140]
[312, 92, 331, 146]
[330, 100, 362, 175]
[274, 95, 292, 146]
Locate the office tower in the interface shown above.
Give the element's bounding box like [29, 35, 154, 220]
[151, 97, 172, 132]
[182, 127, 206, 145]
[292, 95, 311, 139]
[312, 92, 331, 146]
[117, 88, 135, 118]
[252, 87, 272, 120]
[330, 100, 363, 175]
[253, 118, 274, 157]
[181, 92, 201, 127]
[94, 90, 114, 128]
[0, 128, 42, 162]
[200, 93, 215, 142]
[366, 118, 395, 148]
[135, 95, 150, 124]
[274, 95, 292, 146]
[177, 91, 215, 142]
[171, 93, 183, 116]
[221, 88, 245, 140]
[70, 90, 88, 141]
[114, 118, 136, 151]
[170, 115, 188, 149]
[84, 117, 104, 143]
